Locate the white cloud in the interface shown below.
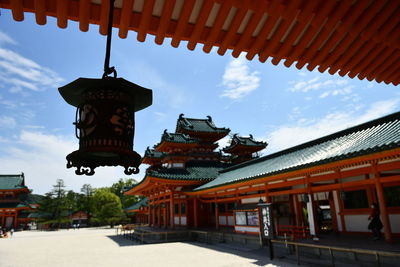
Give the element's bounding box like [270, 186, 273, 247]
[0, 131, 131, 194]
[0, 47, 64, 93]
[263, 99, 400, 154]
[220, 56, 260, 100]
[289, 76, 355, 101]
[217, 135, 231, 151]
[0, 31, 17, 45]
[0, 115, 16, 128]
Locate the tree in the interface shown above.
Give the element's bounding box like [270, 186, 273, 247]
[37, 179, 70, 229]
[92, 188, 124, 226]
[80, 184, 94, 225]
[109, 178, 140, 209]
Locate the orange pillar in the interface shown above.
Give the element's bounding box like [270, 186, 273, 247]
[163, 200, 167, 228]
[158, 199, 161, 228]
[194, 197, 198, 228]
[215, 201, 219, 230]
[152, 199, 156, 227]
[373, 166, 393, 242]
[265, 190, 271, 203]
[148, 206, 151, 225]
[14, 212, 17, 228]
[170, 191, 175, 229]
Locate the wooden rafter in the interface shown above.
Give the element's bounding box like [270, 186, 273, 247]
[1, 0, 399, 85]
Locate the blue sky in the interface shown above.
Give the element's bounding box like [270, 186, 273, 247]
[0, 9, 399, 194]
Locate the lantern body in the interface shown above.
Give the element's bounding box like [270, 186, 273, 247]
[59, 77, 152, 175]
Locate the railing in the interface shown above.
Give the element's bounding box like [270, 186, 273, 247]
[271, 239, 400, 267]
[123, 230, 192, 244]
[276, 225, 310, 240]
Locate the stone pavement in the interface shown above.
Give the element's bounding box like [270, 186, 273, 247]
[0, 228, 300, 267]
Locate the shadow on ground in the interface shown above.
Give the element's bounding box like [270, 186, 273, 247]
[106, 234, 272, 266]
[107, 235, 142, 247]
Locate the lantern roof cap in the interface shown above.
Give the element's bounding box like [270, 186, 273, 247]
[58, 77, 152, 112]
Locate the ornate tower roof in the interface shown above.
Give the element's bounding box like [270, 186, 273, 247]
[141, 147, 166, 165]
[176, 114, 230, 142]
[154, 130, 199, 152]
[223, 134, 268, 154]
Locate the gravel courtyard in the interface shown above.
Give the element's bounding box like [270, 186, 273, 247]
[0, 228, 298, 267]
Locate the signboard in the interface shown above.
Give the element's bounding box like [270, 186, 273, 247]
[258, 203, 274, 239]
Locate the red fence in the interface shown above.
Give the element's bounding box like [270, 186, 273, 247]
[277, 225, 311, 240]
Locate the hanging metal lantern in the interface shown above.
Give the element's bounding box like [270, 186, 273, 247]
[58, 77, 152, 175]
[58, 0, 152, 175]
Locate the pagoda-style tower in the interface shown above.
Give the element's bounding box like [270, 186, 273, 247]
[142, 114, 231, 170]
[128, 115, 231, 229]
[175, 114, 230, 144]
[141, 147, 166, 168]
[223, 134, 267, 164]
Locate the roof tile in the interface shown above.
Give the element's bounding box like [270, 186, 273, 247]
[195, 112, 400, 191]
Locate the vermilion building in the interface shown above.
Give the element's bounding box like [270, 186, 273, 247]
[126, 112, 400, 242]
[0, 173, 36, 229]
[125, 197, 149, 224]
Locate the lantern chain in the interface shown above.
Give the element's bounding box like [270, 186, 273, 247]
[103, 0, 117, 79]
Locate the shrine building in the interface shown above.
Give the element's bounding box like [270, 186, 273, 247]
[125, 197, 149, 225]
[125, 112, 400, 242]
[0, 173, 36, 229]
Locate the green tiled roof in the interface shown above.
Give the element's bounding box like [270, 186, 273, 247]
[223, 134, 268, 152]
[0, 202, 29, 209]
[147, 161, 224, 181]
[125, 197, 148, 212]
[148, 167, 222, 181]
[28, 212, 51, 218]
[144, 147, 166, 158]
[176, 114, 230, 134]
[195, 112, 400, 191]
[0, 173, 27, 190]
[158, 130, 198, 144]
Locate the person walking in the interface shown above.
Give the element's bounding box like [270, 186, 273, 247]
[10, 228, 14, 238]
[368, 203, 383, 240]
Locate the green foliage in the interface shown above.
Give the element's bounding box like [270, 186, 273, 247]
[109, 178, 140, 209]
[37, 179, 71, 229]
[80, 184, 94, 224]
[36, 178, 141, 228]
[92, 188, 124, 226]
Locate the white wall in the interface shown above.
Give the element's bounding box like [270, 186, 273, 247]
[242, 197, 265, 204]
[181, 216, 187, 225]
[227, 216, 234, 226]
[219, 216, 226, 225]
[344, 215, 369, 232]
[389, 214, 400, 233]
[333, 190, 342, 231]
[235, 226, 259, 233]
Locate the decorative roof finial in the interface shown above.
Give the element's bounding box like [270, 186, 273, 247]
[206, 115, 212, 122]
[179, 113, 184, 119]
